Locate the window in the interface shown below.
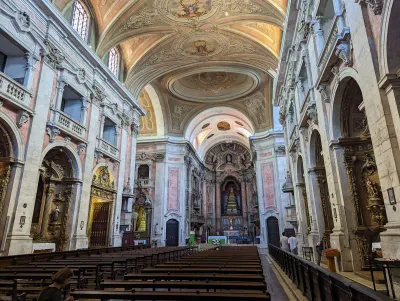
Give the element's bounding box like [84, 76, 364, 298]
[0, 52, 6, 73]
[61, 86, 84, 123]
[103, 117, 117, 146]
[108, 48, 120, 77]
[71, 1, 89, 40]
[138, 165, 150, 179]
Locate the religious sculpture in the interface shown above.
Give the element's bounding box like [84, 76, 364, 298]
[365, 177, 386, 226]
[226, 154, 232, 164]
[226, 186, 238, 215]
[52, 204, 61, 223]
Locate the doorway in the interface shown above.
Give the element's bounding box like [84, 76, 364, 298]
[166, 219, 179, 246]
[90, 202, 110, 247]
[267, 216, 280, 247]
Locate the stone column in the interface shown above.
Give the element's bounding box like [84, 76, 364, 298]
[40, 183, 55, 238]
[294, 183, 310, 248]
[112, 127, 128, 247]
[24, 51, 39, 89]
[312, 16, 324, 55]
[70, 102, 101, 250]
[307, 169, 324, 247]
[216, 180, 221, 234]
[7, 59, 57, 255]
[241, 182, 247, 230]
[154, 154, 166, 247]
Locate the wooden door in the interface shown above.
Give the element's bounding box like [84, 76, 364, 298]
[267, 216, 280, 247]
[166, 219, 179, 246]
[90, 202, 110, 248]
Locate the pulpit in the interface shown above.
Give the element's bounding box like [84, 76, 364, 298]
[324, 248, 340, 272]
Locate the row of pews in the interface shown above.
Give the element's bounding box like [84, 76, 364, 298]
[0, 244, 193, 300]
[0, 245, 270, 300]
[70, 246, 270, 300]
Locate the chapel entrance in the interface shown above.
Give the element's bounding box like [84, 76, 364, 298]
[267, 216, 280, 247]
[31, 147, 75, 251]
[88, 166, 115, 248]
[337, 79, 387, 268]
[166, 219, 179, 246]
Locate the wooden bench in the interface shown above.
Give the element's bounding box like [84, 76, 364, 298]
[70, 289, 271, 300]
[124, 273, 265, 282]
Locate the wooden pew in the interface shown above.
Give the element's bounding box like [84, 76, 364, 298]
[70, 289, 271, 300]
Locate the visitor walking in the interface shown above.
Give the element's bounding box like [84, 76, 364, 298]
[280, 232, 290, 251]
[38, 267, 74, 301]
[288, 234, 298, 255]
[316, 240, 324, 265]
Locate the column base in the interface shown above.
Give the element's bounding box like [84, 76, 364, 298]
[330, 230, 354, 272]
[6, 234, 33, 255]
[112, 233, 122, 247]
[70, 234, 89, 250]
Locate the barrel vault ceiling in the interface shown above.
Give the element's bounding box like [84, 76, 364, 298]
[54, 0, 286, 152]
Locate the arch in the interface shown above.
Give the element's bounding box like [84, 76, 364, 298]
[41, 142, 83, 180]
[165, 219, 179, 246]
[379, 0, 400, 76]
[330, 68, 363, 141]
[309, 129, 323, 168]
[296, 155, 305, 183]
[266, 216, 280, 247]
[0, 111, 24, 161]
[137, 84, 165, 137]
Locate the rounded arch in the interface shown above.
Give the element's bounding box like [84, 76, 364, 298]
[379, 0, 400, 76]
[41, 143, 83, 180]
[330, 68, 363, 141]
[309, 129, 323, 168]
[143, 84, 165, 137]
[0, 111, 24, 161]
[92, 163, 116, 190]
[296, 155, 305, 183]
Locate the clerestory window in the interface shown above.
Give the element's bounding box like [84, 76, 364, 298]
[108, 48, 120, 77]
[71, 1, 89, 40]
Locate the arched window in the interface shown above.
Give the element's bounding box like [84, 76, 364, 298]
[71, 1, 89, 40]
[108, 48, 120, 77]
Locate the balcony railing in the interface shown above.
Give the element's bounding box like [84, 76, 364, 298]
[53, 110, 86, 141]
[0, 72, 31, 109]
[97, 137, 119, 159]
[135, 178, 153, 188]
[268, 244, 392, 301]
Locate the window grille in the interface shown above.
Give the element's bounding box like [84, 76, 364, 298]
[108, 48, 120, 76]
[71, 1, 89, 40]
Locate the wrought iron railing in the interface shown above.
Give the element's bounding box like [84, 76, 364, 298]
[268, 243, 393, 301]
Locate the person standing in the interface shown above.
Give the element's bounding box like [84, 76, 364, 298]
[280, 232, 290, 251]
[316, 240, 324, 265]
[288, 234, 298, 255]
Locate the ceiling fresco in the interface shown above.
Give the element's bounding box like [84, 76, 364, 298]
[53, 0, 286, 153]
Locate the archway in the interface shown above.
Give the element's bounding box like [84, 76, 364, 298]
[31, 147, 76, 251]
[335, 78, 387, 268]
[0, 123, 14, 245]
[166, 219, 179, 246]
[266, 216, 280, 247]
[310, 130, 333, 249]
[88, 166, 116, 248]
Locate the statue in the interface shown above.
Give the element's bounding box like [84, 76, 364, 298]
[226, 154, 232, 163]
[366, 178, 380, 200]
[52, 204, 61, 223]
[226, 186, 238, 214]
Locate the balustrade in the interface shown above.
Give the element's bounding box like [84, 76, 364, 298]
[53, 110, 86, 140]
[97, 137, 119, 159]
[0, 72, 31, 109]
[268, 244, 392, 301]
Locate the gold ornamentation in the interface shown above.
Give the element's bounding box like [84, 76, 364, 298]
[217, 121, 231, 131]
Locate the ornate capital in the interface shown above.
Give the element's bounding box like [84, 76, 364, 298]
[42, 40, 65, 69]
[335, 41, 353, 67]
[355, 0, 383, 15]
[131, 122, 140, 137]
[46, 124, 60, 143]
[17, 110, 29, 128]
[77, 143, 87, 155]
[306, 102, 318, 126]
[317, 83, 330, 103]
[91, 85, 106, 104]
[274, 145, 286, 156]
